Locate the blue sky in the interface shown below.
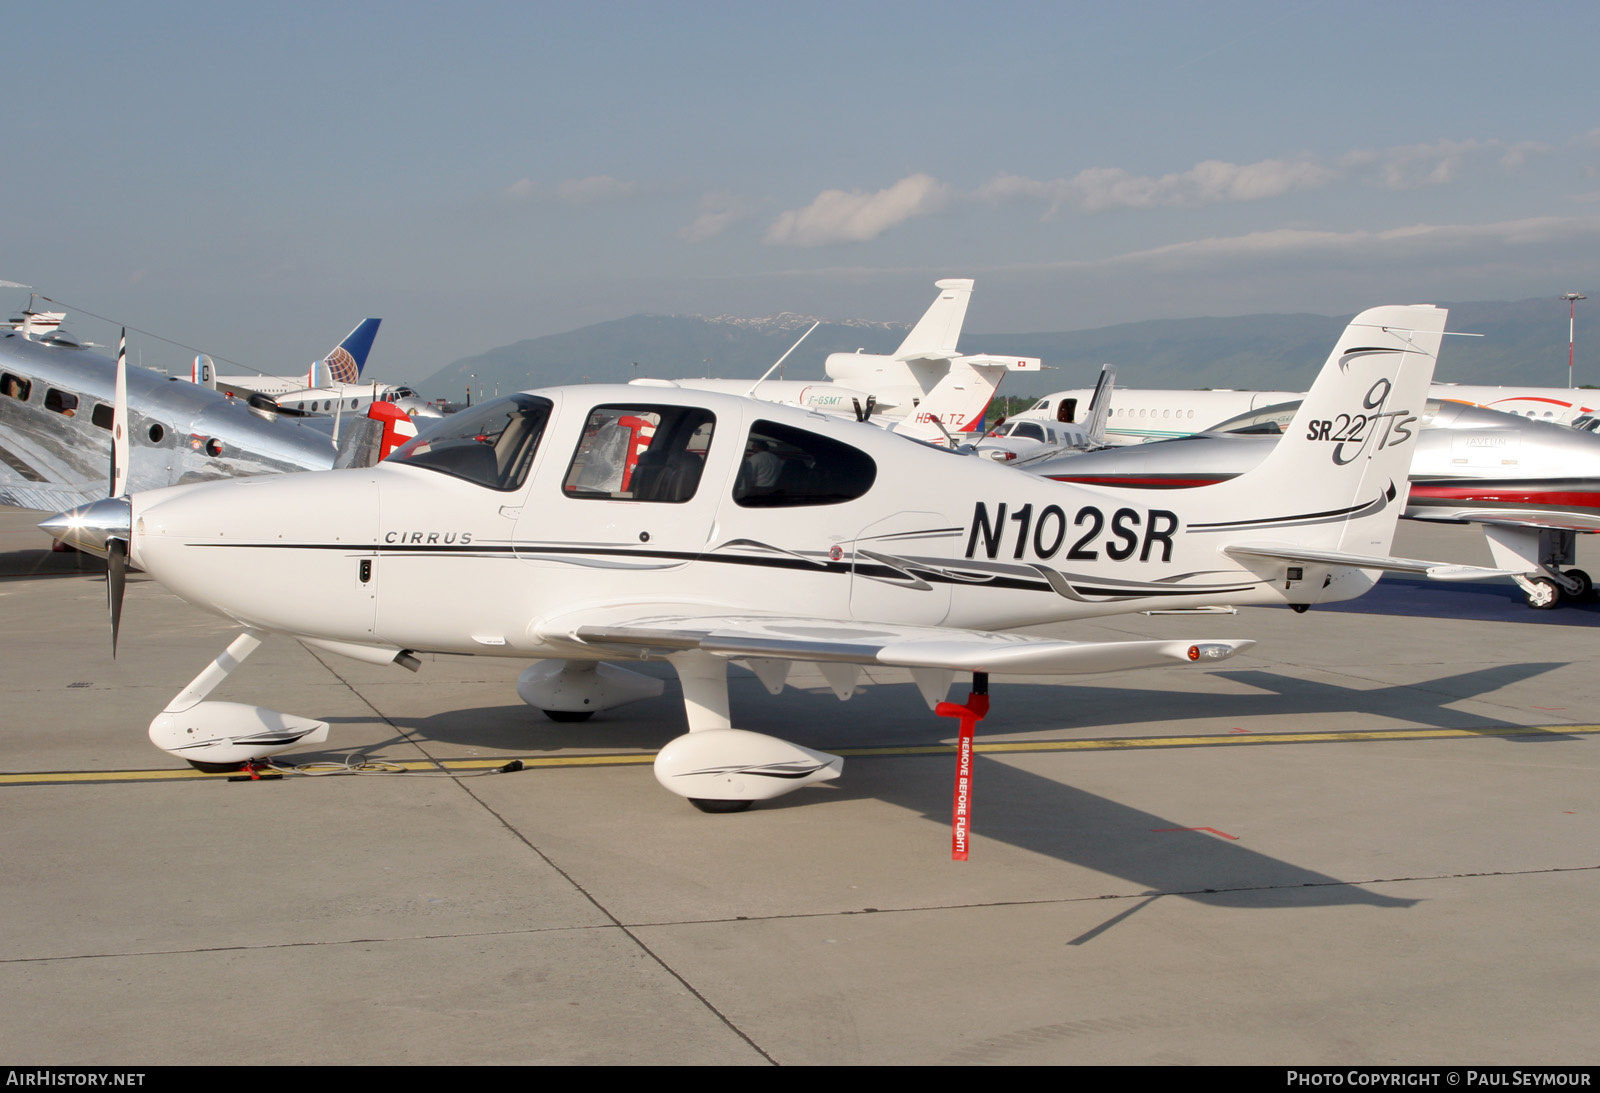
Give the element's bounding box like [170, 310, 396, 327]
[5, 1, 1599, 385]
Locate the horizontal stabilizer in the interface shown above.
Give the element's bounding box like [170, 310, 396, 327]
[1223, 543, 1511, 582]
[952, 354, 1041, 372]
[569, 615, 1253, 676]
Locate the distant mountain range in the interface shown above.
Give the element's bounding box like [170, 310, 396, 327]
[419, 296, 1596, 400]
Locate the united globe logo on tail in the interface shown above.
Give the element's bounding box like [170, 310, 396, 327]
[326, 346, 360, 385]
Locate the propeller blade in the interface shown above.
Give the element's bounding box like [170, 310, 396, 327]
[107, 537, 127, 658]
[111, 329, 130, 497]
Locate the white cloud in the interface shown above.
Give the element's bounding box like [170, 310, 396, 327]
[1500, 141, 1549, 169]
[764, 173, 951, 247]
[1376, 139, 1487, 189]
[979, 135, 1561, 219]
[556, 175, 636, 203]
[505, 177, 536, 198]
[677, 191, 753, 242]
[1049, 215, 1600, 273]
[978, 156, 1337, 216]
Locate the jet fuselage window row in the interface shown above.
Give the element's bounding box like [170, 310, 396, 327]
[289, 398, 361, 412]
[1113, 408, 1197, 419]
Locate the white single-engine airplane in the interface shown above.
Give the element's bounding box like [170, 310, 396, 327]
[46, 305, 1493, 813]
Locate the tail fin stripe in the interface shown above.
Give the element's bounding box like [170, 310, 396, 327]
[1189, 489, 1391, 532]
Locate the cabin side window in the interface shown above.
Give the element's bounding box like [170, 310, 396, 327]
[91, 404, 114, 430]
[562, 405, 715, 504]
[1, 373, 31, 402]
[388, 394, 553, 492]
[733, 420, 876, 508]
[45, 388, 78, 417]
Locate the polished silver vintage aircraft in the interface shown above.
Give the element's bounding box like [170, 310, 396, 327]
[46, 305, 1494, 811]
[0, 327, 381, 514]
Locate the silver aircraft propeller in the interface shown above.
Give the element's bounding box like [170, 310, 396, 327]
[107, 537, 127, 655]
[39, 328, 133, 656]
[109, 329, 129, 498]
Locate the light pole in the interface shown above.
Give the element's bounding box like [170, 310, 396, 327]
[1561, 293, 1586, 389]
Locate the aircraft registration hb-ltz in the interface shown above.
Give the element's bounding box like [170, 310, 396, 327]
[46, 305, 1497, 821]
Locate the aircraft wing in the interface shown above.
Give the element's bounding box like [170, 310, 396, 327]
[0, 477, 98, 514]
[564, 614, 1252, 675]
[1431, 509, 1600, 534]
[0, 426, 103, 513]
[1223, 543, 1512, 582]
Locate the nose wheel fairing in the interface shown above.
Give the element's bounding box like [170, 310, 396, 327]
[146, 630, 331, 768]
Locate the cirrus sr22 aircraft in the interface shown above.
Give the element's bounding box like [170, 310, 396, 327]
[46, 305, 1497, 813]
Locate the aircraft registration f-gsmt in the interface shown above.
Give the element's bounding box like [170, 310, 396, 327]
[46, 305, 1497, 823]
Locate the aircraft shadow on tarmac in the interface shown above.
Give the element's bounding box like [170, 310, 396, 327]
[1323, 575, 1600, 626]
[296, 658, 1600, 915]
[0, 543, 103, 580]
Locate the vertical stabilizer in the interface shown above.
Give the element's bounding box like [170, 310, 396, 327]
[1082, 364, 1115, 446]
[1201, 304, 1447, 557]
[893, 354, 1041, 443]
[321, 318, 382, 385]
[892, 279, 973, 362]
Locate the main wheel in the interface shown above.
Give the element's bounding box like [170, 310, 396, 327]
[1565, 568, 1593, 600]
[542, 709, 594, 722]
[689, 798, 753, 814]
[1525, 577, 1561, 609]
[187, 759, 252, 773]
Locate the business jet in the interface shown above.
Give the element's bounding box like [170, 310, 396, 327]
[1031, 396, 1600, 608]
[1430, 384, 1600, 426]
[1022, 381, 1600, 447]
[1019, 386, 1303, 445]
[46, 305, 1500, 816]
[678, 279, 1041, 442]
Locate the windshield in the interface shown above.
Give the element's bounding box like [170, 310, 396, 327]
[388, 394, 552, 491]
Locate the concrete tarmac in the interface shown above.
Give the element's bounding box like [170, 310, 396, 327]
[1, 505, 1596, 1065]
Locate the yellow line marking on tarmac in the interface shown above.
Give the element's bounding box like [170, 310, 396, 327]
[4, 723, 1598, 788]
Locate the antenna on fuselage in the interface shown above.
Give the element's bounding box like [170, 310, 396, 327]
[744, 321, 820, 398]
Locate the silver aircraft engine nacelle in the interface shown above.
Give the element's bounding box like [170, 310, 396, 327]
[149, 701, 330, 769]
[516, 660, 665, 719]
[653, 728, 843, 803]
